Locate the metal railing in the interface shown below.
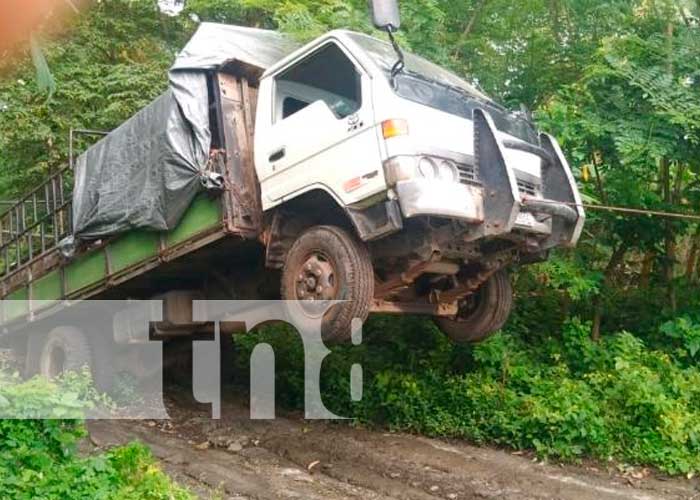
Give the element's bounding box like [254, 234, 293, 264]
[0, 166, 74, 277]
[0, 129, 108, 277]
[0, 129, 109, 279]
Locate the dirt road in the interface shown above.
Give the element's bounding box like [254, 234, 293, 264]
[87, 389, 699, 500]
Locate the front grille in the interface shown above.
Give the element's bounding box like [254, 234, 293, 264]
[457, 163, 480, 186]
[517, 179, 540, 197]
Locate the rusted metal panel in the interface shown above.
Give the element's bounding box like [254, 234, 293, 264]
[217, 73, 262, 237]
[371, 299, 458, 317]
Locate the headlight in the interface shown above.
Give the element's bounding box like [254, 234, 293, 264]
[417, 157, 437, 179]
[437, 160, 459, 182]
[383, 155, 462, 186]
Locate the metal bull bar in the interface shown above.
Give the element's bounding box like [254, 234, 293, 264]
[472, 108, 585, 248]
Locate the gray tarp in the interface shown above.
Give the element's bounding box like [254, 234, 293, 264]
[71, 23, 298, 239]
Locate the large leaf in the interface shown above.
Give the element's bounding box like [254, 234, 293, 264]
[29, 35, 55, 98]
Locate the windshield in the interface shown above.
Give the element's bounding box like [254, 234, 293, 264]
[346, 32, 539, 146]
[348, 32, 489, 101]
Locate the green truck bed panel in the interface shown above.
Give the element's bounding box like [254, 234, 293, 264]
[1, 195, 224, 322]
[65, 250, 107, 295]
[5, 287, 29, 322]
[166, 195, 222, 247]
[32, 270, 62, 303]
[107, 230, 160, 274]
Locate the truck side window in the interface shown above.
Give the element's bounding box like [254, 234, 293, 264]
[283, 97, 310, 119]
[276, 43, 361, 121]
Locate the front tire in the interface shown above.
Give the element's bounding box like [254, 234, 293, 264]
[434, 270, 513, 343]
[281, 225, 374, 343]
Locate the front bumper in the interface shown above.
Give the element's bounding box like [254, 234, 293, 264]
[395, 179, 484, 222]
[395, 177, 556, 237]
[391, 109, 585, 249]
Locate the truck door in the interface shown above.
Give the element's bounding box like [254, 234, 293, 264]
[256, 41, 383, 208]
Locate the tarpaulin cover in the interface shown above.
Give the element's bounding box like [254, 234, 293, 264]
[71, 23, 298, 239]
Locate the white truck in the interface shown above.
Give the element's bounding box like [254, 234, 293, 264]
[250, 6, 584, 342]
[0, 1, 584, 383]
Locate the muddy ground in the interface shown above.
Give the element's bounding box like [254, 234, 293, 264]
[85, 387, 700, 500]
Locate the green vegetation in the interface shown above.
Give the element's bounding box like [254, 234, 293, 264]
[235, 283, 700, 475]
[0, 371, 193, 500]
[0, 0, 699, 487]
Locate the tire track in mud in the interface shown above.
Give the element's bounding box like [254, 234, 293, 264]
[87, 392, 699, 500]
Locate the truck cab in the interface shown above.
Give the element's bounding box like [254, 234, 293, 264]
[253, 29, 584, 343]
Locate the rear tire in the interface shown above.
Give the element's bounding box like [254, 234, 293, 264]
[39, 327, 93, 379]
[434, 270, 513, 343]
[26, 327, 114, 391]
[281, 225, 374, 343]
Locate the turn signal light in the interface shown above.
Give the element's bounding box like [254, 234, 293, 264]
[382, 119, 409, 139]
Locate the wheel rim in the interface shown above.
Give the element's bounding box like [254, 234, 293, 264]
[294, 252, 338, 317]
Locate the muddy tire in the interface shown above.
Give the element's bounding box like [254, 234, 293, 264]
[281, 225, 374, 343]
[38, 327, 93, 379]
[434, 270, 513, 344]
[26, 328, 114, 391]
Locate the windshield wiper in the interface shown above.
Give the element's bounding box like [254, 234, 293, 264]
[386, 29, 405, 89]
[397, 69, 492, 105]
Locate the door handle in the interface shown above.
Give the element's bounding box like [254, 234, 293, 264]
[269, 147, 286, 163]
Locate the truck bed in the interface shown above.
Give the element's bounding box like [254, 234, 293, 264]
[0, 73, 260, 328]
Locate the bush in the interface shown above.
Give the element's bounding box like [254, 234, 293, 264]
[233, 314, 700, 475]
[660, 315, 700, 362]
[0, 372, 192, 500]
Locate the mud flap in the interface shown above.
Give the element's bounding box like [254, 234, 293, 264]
[539, 134, 585, 249]
[467, 109, 521, 241]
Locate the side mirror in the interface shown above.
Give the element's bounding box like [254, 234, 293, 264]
[370, 0, 401, 31]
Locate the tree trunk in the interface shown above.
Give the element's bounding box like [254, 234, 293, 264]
[591, 242, 628, 341]
[640, 251, 655, 288]
[687, 243, 698, 281]
[592, 160, 608, 205]
[462, 0, 487, 39]
[549, 0, 562, 43]
[665, 233, 678, 312]
[660, 157, 677, 311]
[452, 0, 488, 57]
[686, 226, 700, 281]
[661, 18, 678, 310]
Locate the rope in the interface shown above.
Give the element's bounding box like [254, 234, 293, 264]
[531, 198, 700, 222]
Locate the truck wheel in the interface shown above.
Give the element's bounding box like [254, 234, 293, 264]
[434, 270, 513, 344]
[39, 327, 93, 379]
[281, 225, 374, 343]
[29, 327, 115, 391]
